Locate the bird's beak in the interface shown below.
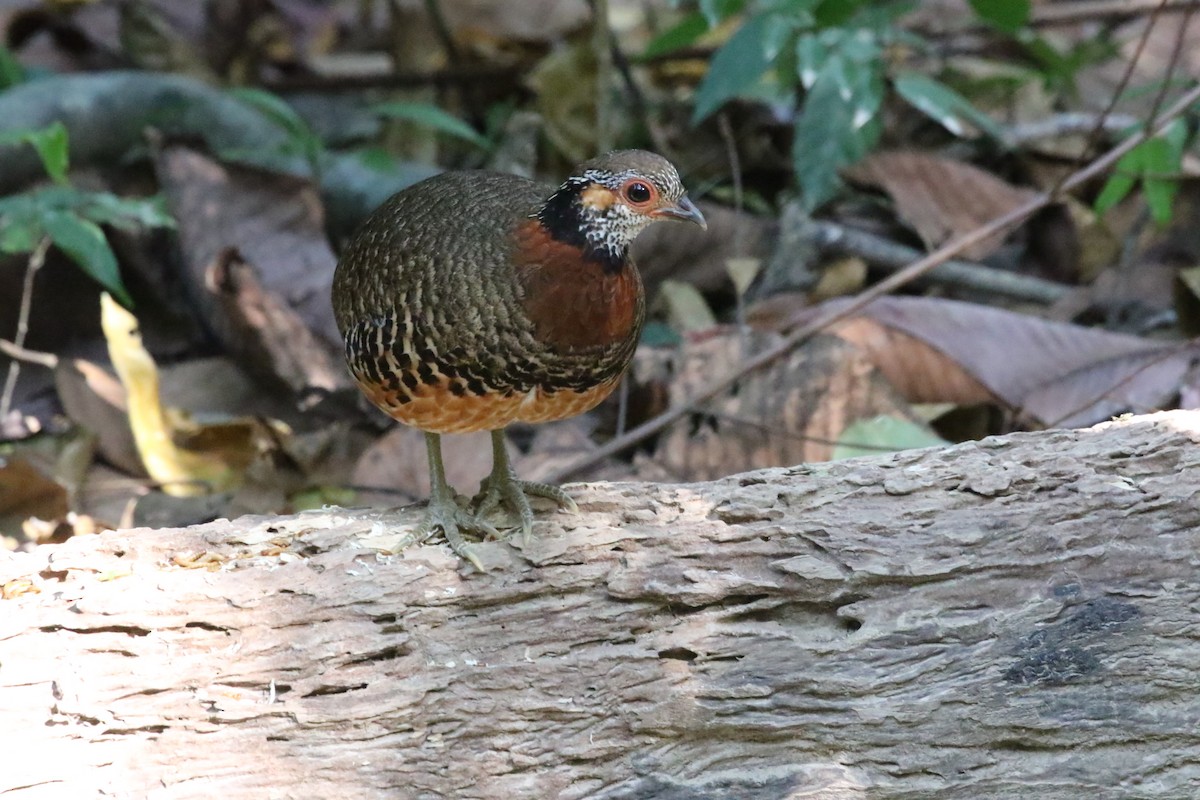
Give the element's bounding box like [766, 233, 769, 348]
[652, 195, 707, 229]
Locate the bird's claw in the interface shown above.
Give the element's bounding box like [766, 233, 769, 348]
[405, 493, 499, 572]
[473, 473, 577, 546]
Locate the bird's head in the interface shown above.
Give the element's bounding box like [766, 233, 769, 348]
[536, 150, 706, 270]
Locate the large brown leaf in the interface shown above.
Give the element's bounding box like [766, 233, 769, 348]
[844, 150, 1038, 260]
[787, 297, 1193, 428]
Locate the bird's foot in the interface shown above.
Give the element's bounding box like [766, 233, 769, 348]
[473, 472, 578, 546]
[399, 492, 498, 572]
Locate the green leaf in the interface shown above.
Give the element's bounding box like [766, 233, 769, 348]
[228, 86, 325, 171]
[1093, 149, 1139, 215]
[0, 122, 70, 184]
[1140, 136, 1180, 226]
[643, 12, 708, 58]
[892, 72, 1004, 140]
[1095, 123, 1186, 226]
[29, 122, 70, 185]
[371, 101, 491, 150]
[832, 415, 948, 460]
[761, 0, 820, 22]
[796, 34, 827, 89]
[82, 193, 176, 231]
[793, 56, 877, 210]
[0, 44, 25, 89]
[0, 216, 38, 254]
[228, 87, 312, 142]
[843, 57, 884, 129]
[42, 211, 132, 306]
[968, 0, 1031, 33]
[762, 14, 798, 60]
[692, 13, 774, 122]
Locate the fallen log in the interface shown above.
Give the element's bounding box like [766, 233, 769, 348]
[3, 411, 1200, 799]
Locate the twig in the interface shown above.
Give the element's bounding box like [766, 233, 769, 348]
[591, 0, 614, 153]
[1144, 2, 1194, 127]
[717, 111, 750, 338]
[0, 237, 51, 421]
[1031, 0, 1200, 27]
[605, 10, 670, 156]
[1052, 0, 1165, 190]
[1002, 112, 1140, 148]
[808, 220, 1071, 304]
[548, 81, 1200, 484]
[0, 339, 57, 369]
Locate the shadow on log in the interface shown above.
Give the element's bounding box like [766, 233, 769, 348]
[3, 412, 1200, 798]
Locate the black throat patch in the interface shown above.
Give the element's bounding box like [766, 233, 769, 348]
[536, 180, 628, 275]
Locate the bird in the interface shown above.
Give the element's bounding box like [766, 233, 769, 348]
[332, 150, 706, 569]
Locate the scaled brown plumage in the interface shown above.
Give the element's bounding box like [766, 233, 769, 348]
[333, 150, 706, 568]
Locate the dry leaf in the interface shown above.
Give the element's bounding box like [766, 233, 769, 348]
[0, 456, 68, 541]
[55, 358, 144, 476]
[827, 317, 997, 407]
[204, 248, 351, 396]
[725, 257, 762, 297]
[658, 279, 717, 333]
[102, 294, 235, 496]
[789, 296, 1193, 428]
[809, 256, 867, 302]
[844, 150, 1039, 260]
[100, 295, 292, 497]
[649, 329, 920, 481]
[153, 142, 342, 348]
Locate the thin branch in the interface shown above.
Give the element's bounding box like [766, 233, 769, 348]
[1031, 0, 1200, 27]
[807, 219, 1071, 305]
[1002, 112, 1141, 149]
[1052, 0, 1166, 192]
[591, 0, 614, 153]
[0, 338, 57, 369]
[549, 82, 1200, 484]
[0, 237, 51, 420]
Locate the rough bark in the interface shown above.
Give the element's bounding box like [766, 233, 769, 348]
[3, 411, 1200, 799]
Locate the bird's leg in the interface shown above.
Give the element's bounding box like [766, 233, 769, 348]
[405, 431, 496, 571]
[474, 429, 579, 545]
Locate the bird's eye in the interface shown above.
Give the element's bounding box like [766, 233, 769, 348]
[624, 181, 653, 204]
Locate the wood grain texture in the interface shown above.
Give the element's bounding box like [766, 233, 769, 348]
[4, 412, 1200, 799]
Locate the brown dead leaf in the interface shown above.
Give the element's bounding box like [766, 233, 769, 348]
[0, 456, 68, 542]
[788, 296, 1193, 428]
[153, 142, 342, 349]
[205, 248, 351, 397]
[647, 328, 920, 481]
[827, 318, 997, 407]
[844, 150, 1039, 260]
[55, 358, 144, 476]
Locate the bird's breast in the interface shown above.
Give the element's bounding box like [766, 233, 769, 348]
[510, 219, 644, 353]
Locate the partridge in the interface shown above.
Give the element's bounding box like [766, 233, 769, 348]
[332, 150, 706, 568]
